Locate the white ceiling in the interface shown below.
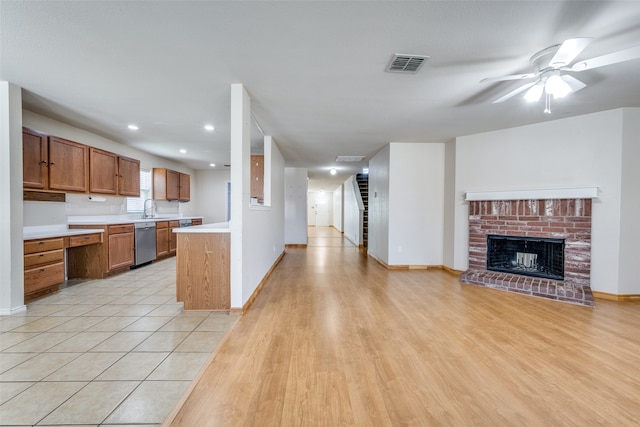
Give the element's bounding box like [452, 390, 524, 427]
[2, 1, 640, 191]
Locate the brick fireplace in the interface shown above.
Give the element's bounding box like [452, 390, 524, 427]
[460, 198, 594, 306]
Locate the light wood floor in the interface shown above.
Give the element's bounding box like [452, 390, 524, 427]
[168, 228, 640, 426]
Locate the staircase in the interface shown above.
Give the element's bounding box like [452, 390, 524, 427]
[356, 173, 369, 248]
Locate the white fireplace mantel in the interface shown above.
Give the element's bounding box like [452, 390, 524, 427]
[465, 186, 599, 201]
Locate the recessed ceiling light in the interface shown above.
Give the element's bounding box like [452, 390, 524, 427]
[204, 124, 215, 131]
[330, 168, 337, 175]
[209, 163, 216, 167]
[179, 149, 187, 154]
[128, 124, 139, 131]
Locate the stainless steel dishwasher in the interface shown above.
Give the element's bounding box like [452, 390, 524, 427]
[134, 221, 157, 267]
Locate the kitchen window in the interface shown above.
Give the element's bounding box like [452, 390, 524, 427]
[127, 168, 152, 212]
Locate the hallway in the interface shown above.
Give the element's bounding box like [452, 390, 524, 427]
[168, 228, 640, 426]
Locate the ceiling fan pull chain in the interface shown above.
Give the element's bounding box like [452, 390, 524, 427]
[544, 93, 551, 114]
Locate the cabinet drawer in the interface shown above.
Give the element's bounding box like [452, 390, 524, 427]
[24, 261, 65, 294]
[24, 249, 64, 269]
[24, 238, 64, 255]
[156, 221, 168, 229]
[69, 233, 102, 247]
[108, 224, 134, 234]
[169, 220, 179, 228]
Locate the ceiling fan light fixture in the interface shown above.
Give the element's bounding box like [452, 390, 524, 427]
[545, 74, 571, 99]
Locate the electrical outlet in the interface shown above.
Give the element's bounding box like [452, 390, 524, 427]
[65, 203, 70, 211]
[110, 205, 115, 212]
[398, 246, 403, 253]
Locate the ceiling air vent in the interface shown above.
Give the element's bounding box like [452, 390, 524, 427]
[386, 54, 429, 73]
[336, 156, 365, 162]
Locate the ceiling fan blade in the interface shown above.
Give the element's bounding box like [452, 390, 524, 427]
[549, 38, 593, 67]
[480, 73, 536, 84]
[492, 82, 536, 103]
[561, 75, 587, 93]
[571, 44, 640, 71]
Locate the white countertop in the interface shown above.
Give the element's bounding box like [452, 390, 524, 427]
[67, 215, 203, 225]
[24, 225, 105, 240]
[173, 222, 230, 234]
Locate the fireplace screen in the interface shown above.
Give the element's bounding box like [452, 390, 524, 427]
[487, 235, 564, 280]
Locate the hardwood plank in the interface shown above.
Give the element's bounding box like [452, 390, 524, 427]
[167, 228, 640, 426]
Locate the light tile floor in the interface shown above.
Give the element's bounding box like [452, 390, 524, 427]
[0, 258, 238, 426]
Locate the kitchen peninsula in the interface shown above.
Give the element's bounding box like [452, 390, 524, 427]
[174, 222, 230, 310]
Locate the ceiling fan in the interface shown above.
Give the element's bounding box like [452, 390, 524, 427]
[481, 38, 640, 113]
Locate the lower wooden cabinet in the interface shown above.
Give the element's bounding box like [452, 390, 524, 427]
[169, 220, 179, 255]
[68, 223, 134, 279]
[192, 218, 203, 226]
[156, 221, 170, 258]
[23, 237, 65, 296]
[107, 224, 135, 271]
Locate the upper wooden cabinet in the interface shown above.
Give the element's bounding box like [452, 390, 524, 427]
[23, 128, 49, 190]
[89, 148, 140, 196]
[90, 148, 118, 194]
[251, 155, 264, 199]
[48, 136, 89, 192]
[117, 156, 140, 196]
[23, 127, 140, 197]
[153, 168, 190, 201]
[179, 173, 190, 202]
[23, 128, 89, 192]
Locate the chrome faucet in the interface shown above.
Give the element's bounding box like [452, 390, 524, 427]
[142, 199, 156, 218]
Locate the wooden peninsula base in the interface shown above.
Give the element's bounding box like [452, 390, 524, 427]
[175, 226, 230, 310]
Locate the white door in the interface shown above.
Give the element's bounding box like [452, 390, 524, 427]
[314, 201, 330, 226]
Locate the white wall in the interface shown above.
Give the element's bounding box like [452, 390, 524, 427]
[618, 109, 640, 295]
[242, 138, 285, 306]
[284, 167, 308, 245]
[230, 84, 285, 309]
[21, 110, 196, 221]
[442, 140, 456, 267]
[368, 145, 390, 263]
[0, 82, 25, 314]
[453, 108, 629, 294]
[332, 184, 343, 232]
[388, 143, 445, 266]
[342, 175, 361, 246]
[194, 169, 230, 224]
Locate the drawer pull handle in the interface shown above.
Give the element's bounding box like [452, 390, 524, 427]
[40, 254, 44, 257]
[40, 268, 45, 272]
[39, 241, 45, 245]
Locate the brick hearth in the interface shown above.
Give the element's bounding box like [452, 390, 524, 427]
[460, 199, 594, 306]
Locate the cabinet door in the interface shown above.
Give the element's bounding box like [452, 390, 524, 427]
[89, 148, 118, 194]
[156, 226, 169, 258]
[250, 155, 264, 199]
[23, 128, 49, 189]
[49, 137, 89, 192]
[169, 221, 179, 254]
[118, 156, 140, 196]
[179, 173, 190, 201]
[166, 170, 180, 200]
[108, 232, 134, 271]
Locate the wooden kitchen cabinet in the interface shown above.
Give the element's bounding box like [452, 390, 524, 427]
[179, 173, 190, 202]
[169, 220, 179, 255]
[23, 128, 49, 189]
[117, 156, 140, 196]
[153, 168, 190, 201]
[192, 218, 203, 226]
[251, 155, 264, 199]
[107, 224, 135, 271]
[156, 221, 170, 258]
[48, 136, 89, 192]
[90, 149, 140, 196]
[90, 148, 118, 194]
[23, 237, 65, 297]
[68, 224, 134, 279]
[23, 128, 90, 193]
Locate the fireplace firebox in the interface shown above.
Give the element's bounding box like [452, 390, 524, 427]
[487, 235, 564, 280]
